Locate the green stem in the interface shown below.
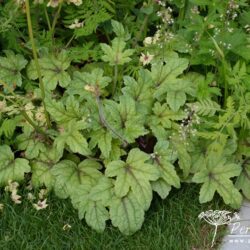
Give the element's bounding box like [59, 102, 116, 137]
[51, 1, 63, 40]
[25, 0, 51, 128]
[221, 60, 228, 107]
[95, 94, 128, 147]
[0, 92, 48, 137]
[112, 63, 118, 96]
[177, 0, 189, 27]
[133, 15, 149, 48]
[65, 34, 75, 49]
[44, 5, 52, 31]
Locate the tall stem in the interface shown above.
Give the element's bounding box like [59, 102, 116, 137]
[51, 1, 63, 40]
[25, 0, 51, 128]
[211, 225, 218, 247]
[112, 63, 118, 96]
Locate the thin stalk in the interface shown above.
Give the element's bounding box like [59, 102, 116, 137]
[51, 0, 63, 40]
[65, 34, 75, 49]
[95, 94, 128, 147]
[112, 63, 118, 96]
[25, 0, 51, 128]
[211, 225, 218, 247]
[177, 0, 189, 27]
[0, 82, 49, 138]
[44, 5, 52, 31]
[132, 15, 149, 48]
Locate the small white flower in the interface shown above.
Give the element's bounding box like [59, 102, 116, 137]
[47, 0, 60, 8]
[27, 193, 35, 201]
[5, 180, 19, 193]
[38, 189, 48, 200]
[63, 224, 72, 230]
[67, 0, 83, 6]
[68, 19, 84, 29]
[33, 199, 48, 211]
[143, 37, 153, 46]
[140, 52, 154, 66]
[11, 190, 22, 204]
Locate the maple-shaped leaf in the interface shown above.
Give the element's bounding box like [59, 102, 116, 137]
[171, 135, 191, 178]
[66, 68, 111, 99]
[122, 69, 154, 114]
[100, 38, 134, 65]
[16, 126, 47, 160]
[27, 50, 71, 90]
[54, 119, 91, 156]
[151, 141, 180, 199]
[192, 156, 242, 208]
[109, 191, 145, 235]
[89, 129, 113, 158]
[52, 159, 102, 199]
[235, 159, 250, 200]
[149, 102, 185, 139]
[150, 57, 191, 111]
[104, 96, 148, 143]
[45, 96, 83, 125]
[31, 146, 62, 190]
[89, 176, 114, 206]
[0, 145, 30, 185]
[71, 183, 109, 233]
[0, 50, 28, 87]
[106, 148, 159, 210]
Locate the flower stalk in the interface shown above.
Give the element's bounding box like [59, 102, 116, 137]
[25, 0, 51, 128]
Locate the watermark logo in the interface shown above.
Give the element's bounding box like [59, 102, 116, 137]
[198, 210, 240, 247]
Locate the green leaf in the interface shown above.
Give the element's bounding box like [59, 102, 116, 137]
[149, 102, 185, 138]
[0, 145, 30, 185]
[27, 50, 71, 90]
[0, 50, 27, 87]
[151, 179, 171, 199]
[151, 141, 180, 199]
[52, 159, 102, 199]
[55, 120, 91, 156]
[167, 91, 186, 111]
[122, 69, 154, 114]
[31, 146, 62, 190]
[71, 183, 109, 232]
[192, 155, 242, 208]
[74, 68, 111, 90]
[16, 127, 47, 160]
[235, 160, 250, 200]
[45, 96, 83, 125]
[109, 191, 144, 235]
[101, 38, 134, 65]
[106, 148, 159, 210]
[151, 57, 189, 100]
[104, 96, 148, 143]
[89, 129, 112, 158]
[172, 136, 191, 178]
[89, 176, 114, 206]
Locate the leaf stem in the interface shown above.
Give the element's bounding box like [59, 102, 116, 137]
[25, 0, 51, 128]
[95, 94, 128, 147]
[112, 63, 118, 96]
[44, 5, 52, 31]
[51, 0, 63, 40]
[0, 81, 49, 137]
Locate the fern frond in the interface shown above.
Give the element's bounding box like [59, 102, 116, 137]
[63, 0, 114, 37]
[188, 99, 220, 117]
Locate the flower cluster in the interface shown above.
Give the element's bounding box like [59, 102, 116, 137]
[5, 180, 22, 204]
[177, 107, 200, 143]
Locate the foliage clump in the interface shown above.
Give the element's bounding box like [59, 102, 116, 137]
[0, 0, 250, 235]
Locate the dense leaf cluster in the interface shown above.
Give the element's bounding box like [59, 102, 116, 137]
[0, 0, 250, 235]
